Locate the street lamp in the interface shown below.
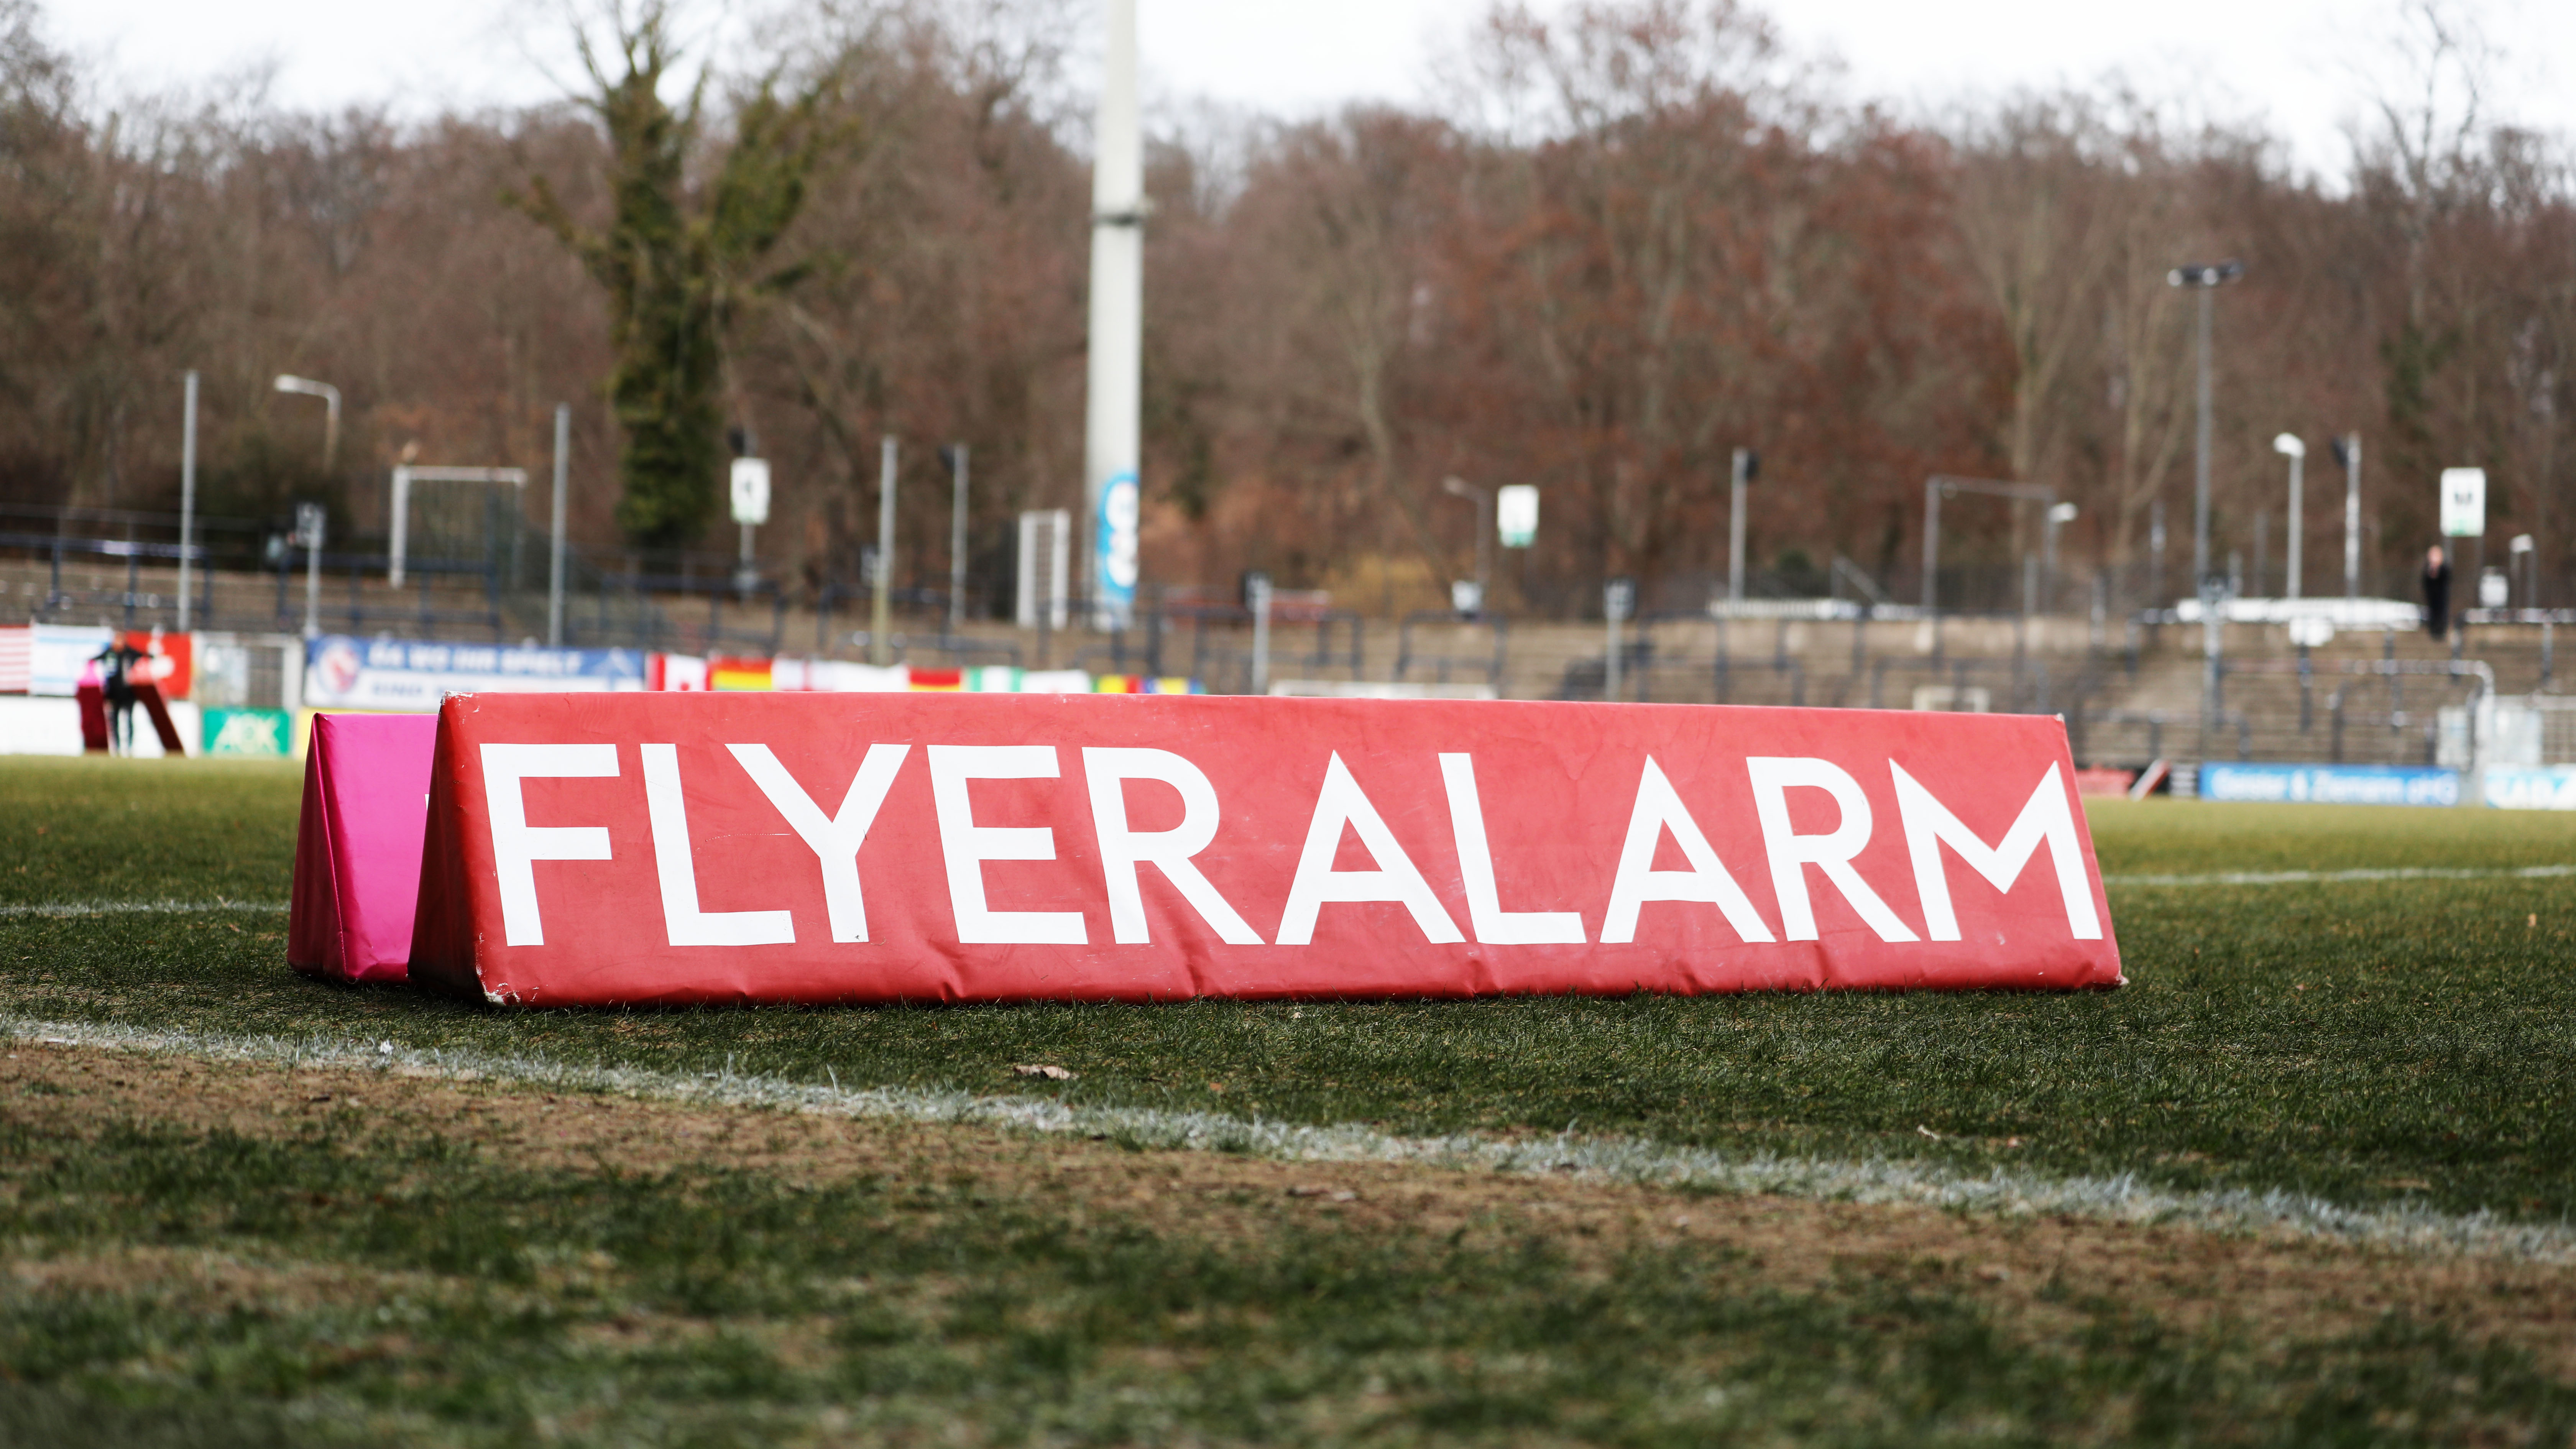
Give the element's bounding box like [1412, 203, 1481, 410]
[2044, 501, 2077, 610]
[2166, 260, 2242, 593]
[1441, 476, 1493, 614]
[2272, 433, 2305, 600]
[273, 375, 342, 470]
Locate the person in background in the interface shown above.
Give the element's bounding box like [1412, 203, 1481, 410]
[90, 637, 146, 755]
[2421, 544, 2453, 642]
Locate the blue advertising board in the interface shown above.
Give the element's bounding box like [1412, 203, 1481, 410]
[2199, 762, 2459, 808]
[303, 637, 646, 712]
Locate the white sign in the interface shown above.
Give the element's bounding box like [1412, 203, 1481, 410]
[1603, 577, 1636, 623]
[2440, 467, 2485, 538]
[1496, 485, 1538, 548]
[2480, 568, 2509, 608]
[730, 458, 772, 527]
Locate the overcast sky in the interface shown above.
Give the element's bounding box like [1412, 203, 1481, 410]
[42, 0, 2575, 182]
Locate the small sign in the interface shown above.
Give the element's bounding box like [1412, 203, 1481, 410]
[2480, 568, 2509, 608]
[2439, 467, 2485, 538]
[1604, 576, 1636, 623]
[1450, 580, 1484, 615]
[294, 502, 327, 550]
[1496, 485, 1538, 548]
[730, 458, 772, 526]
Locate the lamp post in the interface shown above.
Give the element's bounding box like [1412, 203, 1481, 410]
[273, 375, 342, 470]
[2272, 433, 2306, 600]
[1726, 447, 1759, 602]
[549, 405, 570, 647]
[2330, 433, 2362, 600]
[2166, 261, 2242, 591]
[1441, 476, 1493, 614]
[2044, 501, 2077, 612]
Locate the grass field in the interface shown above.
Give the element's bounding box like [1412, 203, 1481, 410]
[3, 755, 2573, 1444]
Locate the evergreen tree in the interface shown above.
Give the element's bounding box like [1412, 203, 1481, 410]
[511, 3, 836, 550]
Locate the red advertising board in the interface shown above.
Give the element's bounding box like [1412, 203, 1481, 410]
[409, 693, 2121, 1005]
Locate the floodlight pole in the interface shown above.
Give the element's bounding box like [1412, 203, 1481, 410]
[2167, 261, 2242, 593]
[1082, 0, 1143, 630]
[178, 371, 198, 631]
[2338, 432, 2363, 600]
[549, 404, 570, 647]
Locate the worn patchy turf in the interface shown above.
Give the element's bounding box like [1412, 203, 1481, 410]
[5, 1038, 2574, 1446]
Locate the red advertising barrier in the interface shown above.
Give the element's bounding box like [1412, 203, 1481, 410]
[290, 713, 440, 982]
[407, 693, 2122, 1006]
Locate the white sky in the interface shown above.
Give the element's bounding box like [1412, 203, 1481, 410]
[42, 0, 2576, 182]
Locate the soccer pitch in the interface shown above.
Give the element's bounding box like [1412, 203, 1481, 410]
[2, 756, 2571, 1444]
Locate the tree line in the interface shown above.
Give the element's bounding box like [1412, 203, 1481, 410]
[1, 0, 2567, 616]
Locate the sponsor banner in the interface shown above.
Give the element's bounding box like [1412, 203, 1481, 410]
[28, 624, 112, 696]
[407, 694, 2122, 1006]
[2199, 761, 2460, 808]
[203, 706, 290, 758]
[304, 636, 645, 711]
[710, 656, 772, 691]
[2484, 764, 2576, 811]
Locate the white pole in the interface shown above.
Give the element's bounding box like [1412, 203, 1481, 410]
[178, 371, 198, 631]
[1083, 0, 1143, 629]
[1250, 573, 1272, 694]
[872, 437, 896, 666]
[549, 404, 569, 647]
[303, 512, 324, 640]
[2286, 449, 2303, 601]
[2343, 434, 2362, 601]
[389, 465, 410, 588]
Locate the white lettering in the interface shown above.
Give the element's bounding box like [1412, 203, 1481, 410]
[641, 743, 796, 946]
[1438, 754, 1585, 944]
[481, 742, 618, 947]
[1081, 748, 1262, 945]
[927, 744, 1087, 945]
[1599, 757, 1773, 944]
[729, 743, 910, 943]
[1889, 761, 2101, 941]
[1274, 752, 1463, 946]
[1745, 756, 1919, 943]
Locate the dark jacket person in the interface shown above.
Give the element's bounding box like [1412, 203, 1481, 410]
[2422, 545, 2453, 642]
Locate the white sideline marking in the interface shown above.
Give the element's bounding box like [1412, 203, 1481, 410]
[2104, 864, 2576, 889]
[0, 900, 290, 918]
[7, 1015, 2571, 1268]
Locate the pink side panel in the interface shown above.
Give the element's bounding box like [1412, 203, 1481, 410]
[313, 712, 439, 982]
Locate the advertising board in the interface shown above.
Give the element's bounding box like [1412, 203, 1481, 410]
[2198, 762, 2460, 807]
[302, 637, 645, 712]
[404, 693, 2122, 1006]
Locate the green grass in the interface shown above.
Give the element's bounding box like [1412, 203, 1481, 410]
[2, 1111, 2568, 1447]
[2, 758, 2571, 1224]
[5, 757, 2576, 1444]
